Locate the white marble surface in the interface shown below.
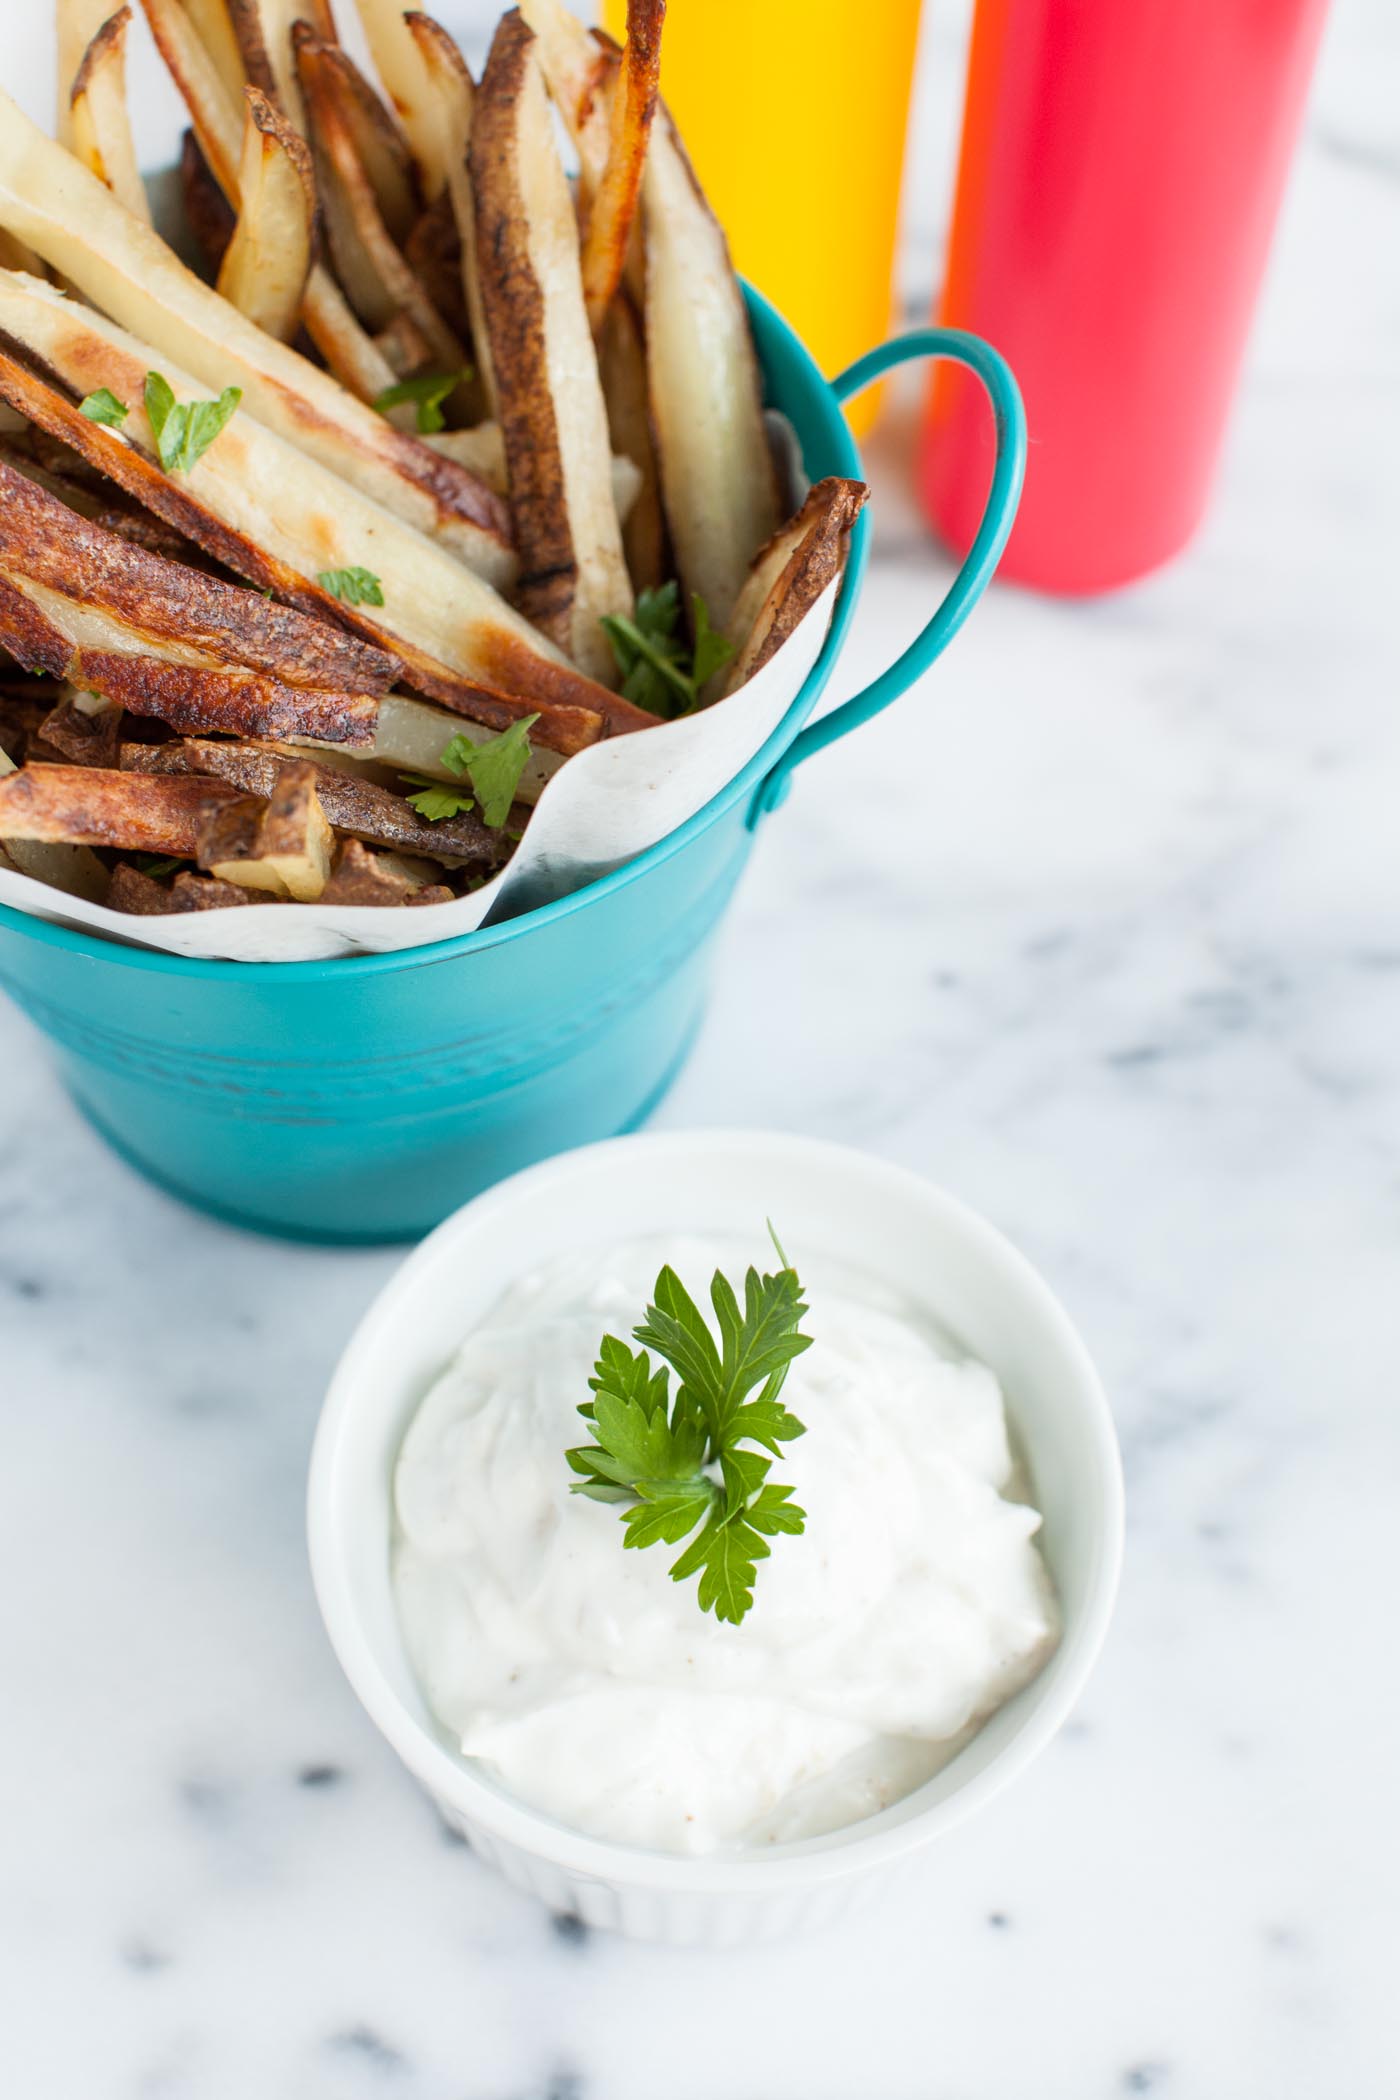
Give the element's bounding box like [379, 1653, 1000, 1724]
[2, 2, 1399, 2094]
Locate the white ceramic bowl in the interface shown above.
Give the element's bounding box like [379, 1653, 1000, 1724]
[308, 1130, 1123, 1946]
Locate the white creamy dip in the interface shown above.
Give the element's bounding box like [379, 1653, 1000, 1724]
[392, 1236, 1059, 1855]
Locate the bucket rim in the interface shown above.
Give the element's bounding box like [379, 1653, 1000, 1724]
[0, 283, 866, 984]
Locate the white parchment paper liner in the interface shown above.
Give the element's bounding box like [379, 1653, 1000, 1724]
[0, 578, 836, 963]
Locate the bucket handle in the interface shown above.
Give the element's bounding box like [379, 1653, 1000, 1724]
[750, 327, 1026, 823]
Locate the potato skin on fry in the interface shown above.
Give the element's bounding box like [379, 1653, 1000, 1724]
[717, 476, 867, 700]
[321, 836, 452, 906]
[472, 9, 631, 684]
[196, 760, 333, 899]
[70, 7, 151, 225]
[107, 860, 254, 914]
[0, 761, 239, 853]
[217, 87, 318, 343]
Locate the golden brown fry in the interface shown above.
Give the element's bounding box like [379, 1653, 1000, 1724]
[0, 744, 109, 897]
[597, 293, 665, 593]
[216, 87, 317, 340]
[183, 0, 248, 104]
[227, 0, 305, 123]
[643, 109, 779, 630]
[403, 12, 497, 422]
[141, 0, 243, 196]
[312, 37, 419, 243]
[69, 8, 151, 224]
[516, 0, 611, 184]
[472, 11, 630, 684]
[713, 476, 867, 700]
[0, 760, 239, 854]
[106, 860, 254, 912]
[0, 86, 513, 577]
[321, 836, 453, 906]
[125, 735, 508, 867]
[580, 0, 661, 332]
[39, 686, 123, 768]
[0, 309, 639, 748]
[296, 25, 464, 369]
[196, 761, 332, 897]
[0, 454, 397, 692]
[56, 0, 120, 144]
[354, 0, 460, 200]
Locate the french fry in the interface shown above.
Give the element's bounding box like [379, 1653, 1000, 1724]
[56, 0, 120, 144]
[643, 108, 779, 630]
[226, 0, 306, 125]
[404, 191, 467, 341]
[183, 0, 248, 105]
[580, 0, 661, 333]
[403, 12, 498, 422]
[179, 125, 235, 270]
[367, 690, 561, 795]
[0, 760, 240, 854]
[516, 0, 611, 182]
[0, 84, 514, 577]
[107, 860, 254, 911]
[354, 0, 460, 200]
[196, 761, 333, 897]
[0, 341, 614, 755]
[297, 33, 418, 244]
[597, 293, 664, 593]
[321, 837, 453, 906]
[0, 453, 397, 692]
[0, 277, 646, 746]
[141, 0, 243, 196]
[38, 685, 123, 768]
[216, 87, 317, 341]
[0, 744, 108, 897]
[124, 735, 509, 867]
[711, 476, 867, 700]
[471, 10, 630, 684]
[295, 25, 465, 370]
[69, 8, 151, 224]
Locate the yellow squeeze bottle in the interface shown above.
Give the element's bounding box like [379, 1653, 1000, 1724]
[603, 0, 922, 435]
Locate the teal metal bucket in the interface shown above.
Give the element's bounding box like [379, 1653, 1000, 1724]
[0, 295, 1026, 1241]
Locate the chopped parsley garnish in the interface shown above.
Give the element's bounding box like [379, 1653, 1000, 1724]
[78, 388, 129, 429]
[143, 371, 241, 474]
[567, 1224, 812, 1624]
[599, 581, 734, 718]
[372, 368, 471, 435]
[401, 712, 538, 830]
[316, 566, 385, 607]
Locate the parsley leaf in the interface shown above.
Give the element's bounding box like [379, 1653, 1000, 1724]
[372, 367, 470, 435]
[439, 714, 538, 828]
[143, 372, 241, 473]
[132, 854, 185, 878]
[79, 387, 129, 428]
[317, 566, 385, 607]
[599, 582, 734, 718]
[400, 777, 476, 822]
[566, 1223, 812, 1624]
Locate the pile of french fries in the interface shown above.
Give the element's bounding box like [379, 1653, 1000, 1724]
[0, 0, 867, 915]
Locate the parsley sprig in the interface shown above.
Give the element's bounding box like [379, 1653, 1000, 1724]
[567, 1225, 812, 1624]
[373, 367, 470, 435]
[599, 581, 733, 718]
[143, 371, 241, 474]
[79, 388, 129, 429]
[401, 713, 538, 829]
[317, 565, 384, 607]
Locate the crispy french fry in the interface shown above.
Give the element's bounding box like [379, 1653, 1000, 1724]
[472, 11, 630, 684]
[183, 0, 248, 104]
[38, 685, 123, 768]
[354, 0, 459, 200]
[296, 26, 464, 368]
[713, 476, 867, 700]
[0, 278, 651, 743]
[196, 761, 332, 897]
[0, 85, 513, 577]
[123, 735, 508, 867]
[516, 0, 611, 182]
[141, 0, 243, 195]
[580, 0, 661, 332]
[0, 453, 397, 692]
[69, 8, 151, 224]
[424, 421, 505, 488]
[56, 0, 120, 143]
[178, 125, 235, 270]
[0, 759, 239, 854]
[107, 860, 254, 911]
[643, 108, 779, 630]
[216, 87, 317, 340]
[403, 191, 467, 341]
[320, 837, 453, 906]
[303, 34, 418, 243]
[0, 744, 108, 896]
[301, 267, 406, 406]
[0, 329, 631, 754]
[403, 12, 497, 422]
[597, 292, 664, 593]
[226, 0, 305, 125]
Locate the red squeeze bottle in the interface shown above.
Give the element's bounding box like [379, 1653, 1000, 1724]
[919, 0, 1331, 593]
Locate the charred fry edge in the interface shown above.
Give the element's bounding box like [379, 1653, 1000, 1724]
[580, 0, 661, 332]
